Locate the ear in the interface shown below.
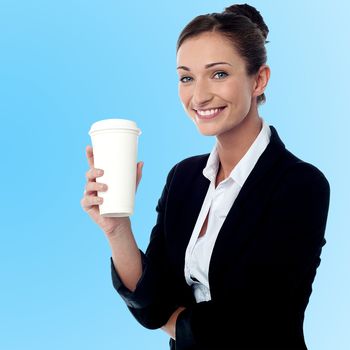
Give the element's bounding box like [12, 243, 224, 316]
[252, 64, 270, 98]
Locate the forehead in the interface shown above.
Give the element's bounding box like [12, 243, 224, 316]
[176, 32, 243, 67]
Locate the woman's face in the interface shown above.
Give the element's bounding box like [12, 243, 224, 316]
[176, 32, 259, 136]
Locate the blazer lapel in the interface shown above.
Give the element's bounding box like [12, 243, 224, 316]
[208, 125, 287, 292]
[166, 155, 210, 277]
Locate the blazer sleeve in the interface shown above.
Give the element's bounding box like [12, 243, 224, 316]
[175, 163, 331, 349]
[110, 162, 180, 329]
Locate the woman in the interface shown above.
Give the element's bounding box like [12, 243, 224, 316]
[81, 4, 330, 349]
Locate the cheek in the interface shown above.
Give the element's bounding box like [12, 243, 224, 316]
[215, 79, 239, 101]
[178, 86, 192, 116]
[178, 85, 191, 105]
[221, 80, 251, 106]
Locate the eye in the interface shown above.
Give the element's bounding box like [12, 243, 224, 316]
[213, 71, 228, 79]
[179, 76, 193, 83]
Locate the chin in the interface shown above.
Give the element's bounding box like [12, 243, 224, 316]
[193, 122, 220, 137]
[197, 130, 217, 137]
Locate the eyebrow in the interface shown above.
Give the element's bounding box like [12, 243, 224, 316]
[176, 62, 232, 71]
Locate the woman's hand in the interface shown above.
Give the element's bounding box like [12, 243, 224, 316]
[81, 145, 144, 238]
[161, 306, 186, 340]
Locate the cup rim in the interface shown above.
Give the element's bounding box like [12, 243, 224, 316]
[89, 118, 141, 136]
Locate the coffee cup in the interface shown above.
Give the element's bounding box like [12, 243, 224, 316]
[88, 118, 142, 217]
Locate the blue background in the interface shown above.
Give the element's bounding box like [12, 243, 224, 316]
[1, 0, 349, 349]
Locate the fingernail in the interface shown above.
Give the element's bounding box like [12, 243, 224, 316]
[98, 169, 103, 175]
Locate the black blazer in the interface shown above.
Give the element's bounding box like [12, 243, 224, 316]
[111, 125, 330, 350]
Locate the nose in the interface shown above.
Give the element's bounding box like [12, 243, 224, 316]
[192, 79, 213, 108]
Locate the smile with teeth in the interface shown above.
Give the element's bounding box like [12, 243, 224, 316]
[195, 106, 226, 119]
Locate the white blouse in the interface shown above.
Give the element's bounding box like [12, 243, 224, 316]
[184, 118, 272, 302]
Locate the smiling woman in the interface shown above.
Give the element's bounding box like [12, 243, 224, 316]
[176, 31, 270, 148]
[82, 3, 331, 350]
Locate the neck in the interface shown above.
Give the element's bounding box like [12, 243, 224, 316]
[216, 110, 263, 179]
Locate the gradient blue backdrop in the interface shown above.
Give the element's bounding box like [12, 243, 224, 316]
[1, 1, 349, 349]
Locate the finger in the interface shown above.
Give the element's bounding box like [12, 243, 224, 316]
[86, 145, 94, 168]
[86, 181, 108, 193]
[81, 194, 104, 209]
[86, 167, 104, 182]
[136, 161, 143, 189]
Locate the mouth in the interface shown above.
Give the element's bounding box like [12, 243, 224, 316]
[193, 106, 227, 120]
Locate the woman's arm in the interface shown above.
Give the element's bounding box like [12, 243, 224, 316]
[110, 163, 182, 329]
[108, 219, 142, 292]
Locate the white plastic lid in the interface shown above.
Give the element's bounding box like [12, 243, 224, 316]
[88, 118, 142, 136]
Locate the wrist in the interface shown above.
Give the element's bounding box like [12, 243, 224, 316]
[162, 306, 186, 340]
[105, 217, 131, 240]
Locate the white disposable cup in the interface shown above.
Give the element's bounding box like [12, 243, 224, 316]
[88, 118, 142, 217]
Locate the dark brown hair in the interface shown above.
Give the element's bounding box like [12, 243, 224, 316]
[176, 3, 269, 106]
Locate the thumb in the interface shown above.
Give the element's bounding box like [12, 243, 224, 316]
[139, 161, 144, 174]
[136, 161, 143, 189]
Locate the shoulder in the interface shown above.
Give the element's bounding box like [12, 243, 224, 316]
[177, 153, 210, 169]
[163, 153, 209, 189]
[268, 125, 330, 190]
[281, 148, 330, 190]
[269, 148, 331, 209]
[167, 153, 209, 176]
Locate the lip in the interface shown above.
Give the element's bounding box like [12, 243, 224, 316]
[194, 106, 226, 120]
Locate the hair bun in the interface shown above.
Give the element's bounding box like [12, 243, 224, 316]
[223, 3, 269, 40]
